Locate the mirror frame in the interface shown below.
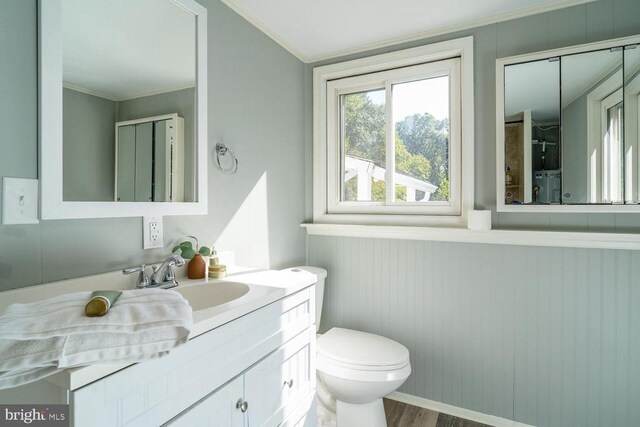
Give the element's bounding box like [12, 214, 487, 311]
[496, 34, 640, 213]
[38, 0, 208, 219]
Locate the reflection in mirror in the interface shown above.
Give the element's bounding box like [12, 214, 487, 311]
[504, 59, 560, 204]
[116, 115, 184, 202]
[62, 0, 196, 203]
[625, 46, 640, 204]
[562, 48, 623, 204]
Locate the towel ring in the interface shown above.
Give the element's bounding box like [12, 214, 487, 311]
[215, 143, 238, 175]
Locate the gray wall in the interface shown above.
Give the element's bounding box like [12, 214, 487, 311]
[310, 236, 640, 427]
[0, 0, 306, 291]
[63, 88, 117, 201]
[307, 1, 640, 426]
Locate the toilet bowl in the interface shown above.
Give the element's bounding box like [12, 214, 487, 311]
[316, 327, 411, 427]
[286, 267, 411, 427]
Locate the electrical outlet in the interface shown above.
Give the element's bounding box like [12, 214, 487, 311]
[143, 216, 163, 249]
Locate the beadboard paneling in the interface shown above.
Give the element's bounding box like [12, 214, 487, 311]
[308, 235, 640, 427]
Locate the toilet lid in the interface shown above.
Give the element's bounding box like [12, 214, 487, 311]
[317, 328, 410, 370]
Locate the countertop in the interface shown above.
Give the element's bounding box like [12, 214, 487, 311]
[0, 265, 319, 390]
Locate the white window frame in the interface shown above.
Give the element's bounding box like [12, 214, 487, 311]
[623, 66, 640, 203]
[313, 36, 474, 227]
[600, 89, 624, 203]
[326, 59, 461, 215]
[586, 71, 624, 203]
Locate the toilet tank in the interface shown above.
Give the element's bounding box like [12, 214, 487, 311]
[291, 266, 327, 332]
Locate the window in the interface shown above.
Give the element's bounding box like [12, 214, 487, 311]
[313, 37, 474, 226]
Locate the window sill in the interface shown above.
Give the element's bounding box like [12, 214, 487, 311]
[301, 223, 640, 251]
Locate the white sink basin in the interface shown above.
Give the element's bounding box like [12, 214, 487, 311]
[176, 281, 250, 311]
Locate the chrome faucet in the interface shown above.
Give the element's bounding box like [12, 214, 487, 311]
[122, 255, 185, 290]
[150, 255, 185, 289]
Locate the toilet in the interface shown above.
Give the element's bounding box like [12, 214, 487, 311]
[292, 266, 411, 427]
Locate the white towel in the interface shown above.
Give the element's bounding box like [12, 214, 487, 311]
[0, 288, 192, 390]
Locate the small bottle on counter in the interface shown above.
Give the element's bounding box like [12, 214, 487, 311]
[208, 248, 227, 279]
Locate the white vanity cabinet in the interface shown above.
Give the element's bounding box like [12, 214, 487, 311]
[169, 330, 314, 427]
[70, 286, 316, 427]
[244, 330, 314, 426]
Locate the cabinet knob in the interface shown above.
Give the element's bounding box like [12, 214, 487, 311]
[284, 379, 294, 388]
[236, 399, 248, 413]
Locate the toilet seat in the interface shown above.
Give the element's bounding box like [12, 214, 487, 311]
[317, 328, 411, 382]
[317, 353, 411, 382]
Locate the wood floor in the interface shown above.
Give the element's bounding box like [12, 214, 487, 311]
[383, 399, 493, 427]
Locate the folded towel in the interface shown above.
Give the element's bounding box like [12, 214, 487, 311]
[0, 288, 193, 390]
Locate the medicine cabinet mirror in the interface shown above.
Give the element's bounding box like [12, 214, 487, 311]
[39, 0, 208, 219]
[496, 35, 640, 212]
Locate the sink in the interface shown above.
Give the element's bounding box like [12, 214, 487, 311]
[175, 281, 250, 311]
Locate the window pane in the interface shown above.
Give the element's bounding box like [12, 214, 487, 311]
[340, 90, 386, 202]
[393, 76, 449, 202]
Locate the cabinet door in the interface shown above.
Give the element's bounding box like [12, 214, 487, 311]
[116, 125, 136, 201]
[153, 119, 171, 202]
[165, 376, 244, 427]
[244, 331, 312, 427]
[134, 121, 153, 202]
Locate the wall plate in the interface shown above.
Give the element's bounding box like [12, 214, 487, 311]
[2, 177, 39, 225]
[143, 216, 163, 250]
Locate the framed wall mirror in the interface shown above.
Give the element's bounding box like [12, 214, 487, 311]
[39, 0, 207, 219]
[496, 35, 640, 212]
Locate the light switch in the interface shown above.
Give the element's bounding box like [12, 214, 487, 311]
[2, 177, 39, 225]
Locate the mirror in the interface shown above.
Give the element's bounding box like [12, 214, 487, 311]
[504, 58, 560, 204]
[562, 48, 623, 204]
[498, 36, 640, 210]
[62, 0, 195, 203]
[39, 0, 207, 219]
[625, 46, 640, 204]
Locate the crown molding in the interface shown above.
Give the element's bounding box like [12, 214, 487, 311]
[62, 83, 196, 102]
[219, 0, 596, 64]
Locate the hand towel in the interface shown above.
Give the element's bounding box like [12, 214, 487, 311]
[0, 288, 192, 390]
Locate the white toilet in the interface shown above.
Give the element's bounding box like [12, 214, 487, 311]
[294, 267, 411, 427]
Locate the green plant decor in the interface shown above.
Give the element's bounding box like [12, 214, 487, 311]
[172, 235, 212, 260]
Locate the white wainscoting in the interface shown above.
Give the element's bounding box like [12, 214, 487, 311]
[309, 235, 640, 427]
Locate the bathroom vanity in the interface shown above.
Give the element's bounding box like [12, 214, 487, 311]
[0, 267, 318, 427]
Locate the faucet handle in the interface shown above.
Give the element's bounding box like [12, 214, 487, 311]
[122, 264, 145, 275]
[122, 264, 150, 289]
[162, 255, 183, 282]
